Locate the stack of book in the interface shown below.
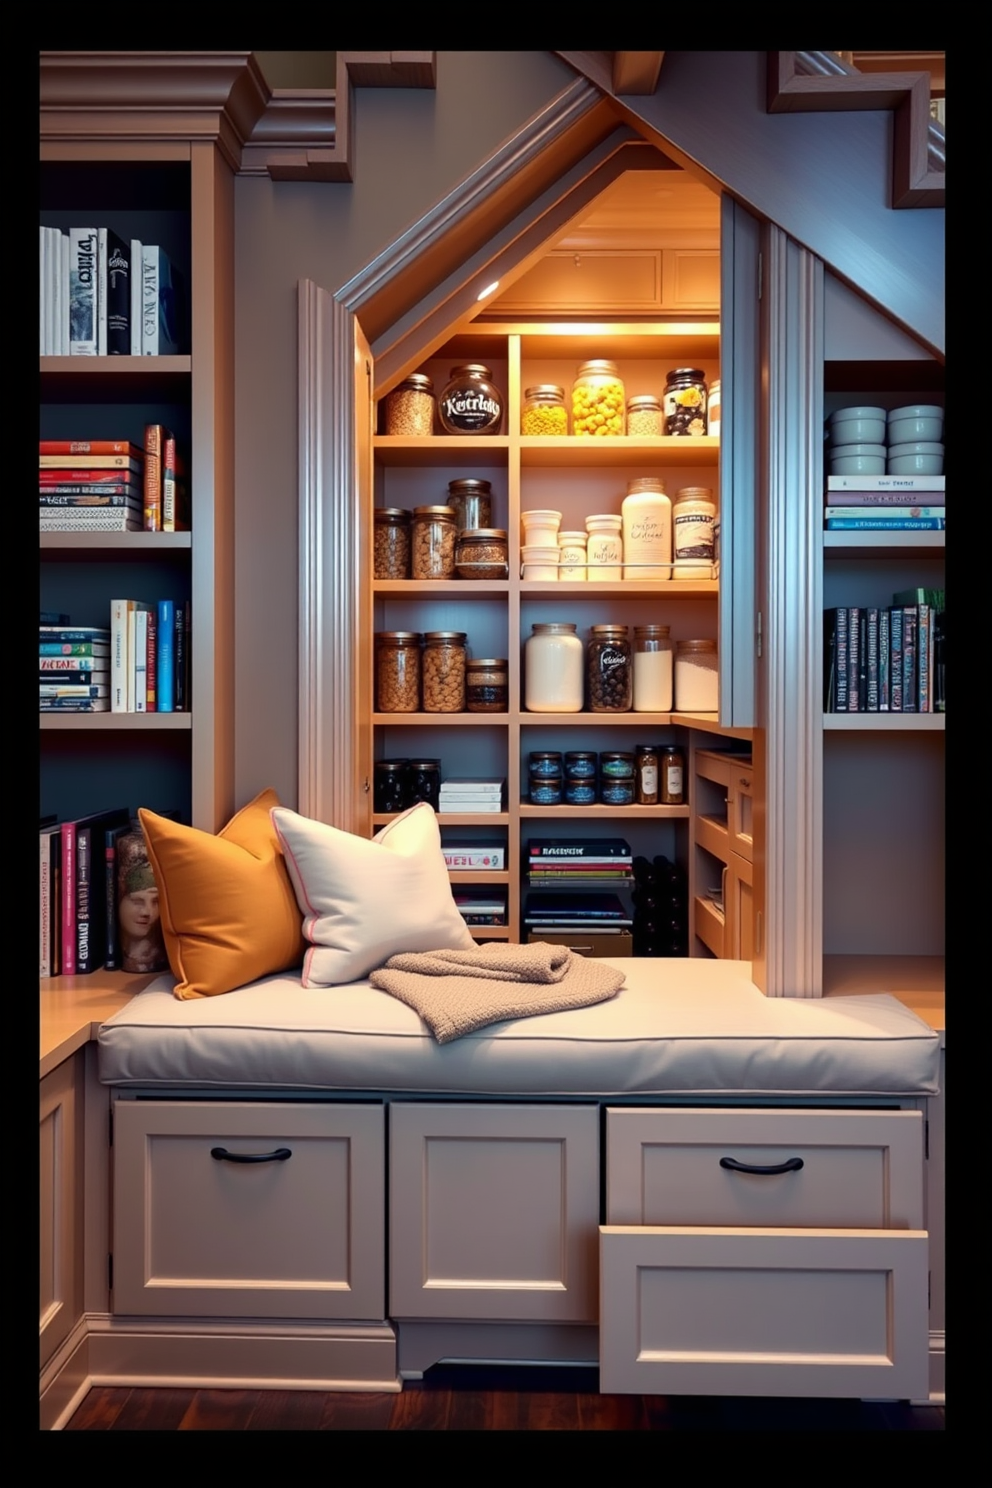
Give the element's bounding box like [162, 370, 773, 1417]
[524, 890, 632, 936]
[40, 228, 184, 357]
[110, 597, 191, 713]
[40, 440, 144, 532]
[824, 588, 945, 713]
[441, 839, 506, 870]
[438, 778, 505, 813]
[526, 836, 633, 885]
[824, 475, 945, 531]
[452, 891, 507, 927]
[40, 624, 111, 713]
[143, 423, 189, 532]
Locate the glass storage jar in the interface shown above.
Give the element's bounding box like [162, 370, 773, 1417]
[563, 751, 598, 805]
[411, 505, 458, 579]
[587, 624, 632, 712]
[599, 751, 635, 805]
[571, 359, 626, 436]
[373, 759, 410, 814]
[375, 631, 422, 713]
[438, 363, 504, 435]
[557, 530, 587, 581]
[455, 529, 508, 579]
[674, 638, 718, 711]
[447, 478, 492, 531]
[422, 630, 467, 713]
[632, 625, 673, 712]
[625, 393, 663, 436]
[663, 368, 709, 436]
[465, 657, 508, 712]
[621, 477, 672, 580]
[585, 512, 623, 580]
[528, 752, 563, 806]
[672, 486, 716, 576]
[373, 506, 411, 579]
[659, 744, 685, 804]
[521, 384, 568, 436]
[635, 744, 659, 805]
[407, 758, 441, 811]
[524, 622, 583, 712]
[383, 372, 435, 436]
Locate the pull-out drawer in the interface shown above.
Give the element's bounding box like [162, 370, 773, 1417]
[606, 1107, 924, 1229]
[112, 1100, 385, 1320]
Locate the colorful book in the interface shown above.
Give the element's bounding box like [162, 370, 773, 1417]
[39, 669, 110, 686]
[865, 607, 879, 712]
[824, 506, 945, 520]
[40, 493, 143, 509]
[825, 517, 944, 530]
[441, 844, 507, 870]
[40, 822, 62, 977]
[833, 606, 849, 712]
[40, 642, 110, 657]
[40, 512, 143, 532]
[68, 227, 98, 356]
[878, 607, 890, 712]
[39, 654, 107, 671]
[40, 698, 110, 713]
[847, 607, 861, 712]
[40, 684, 110, 700]
[143, 423, 173, 531]
[72, 807, 131, 975]
[901, 608, 918, 713]
[146, 608, 158, 712]
[134, 608, 149, 714]
[39, 440, 143, 457]
[40, 625, 108, 642]
[105, 228, 131, 355]
[161, 434, 189, 531]
[528, 838, 632, 859]
[826, 475, 945, 492]
[917, 604, 931, 713]
[126, 603, 153, 711]
[889, 606, 904, 711]
[157, 599, 176, 712]
[821, 490, 945, 507]
[40, 454, 144, 471]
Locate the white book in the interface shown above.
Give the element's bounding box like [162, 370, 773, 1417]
[141, 244, 159, 354]
[134, 608, 149, 712]
[110, 599, 131, 713]
[50, 228, 65, 355]
[60, 231, 70, 353]
[129, 238, 143, 354]
[68, 226, 98, 355]
[96, 227, 108, 355]
[826, 474, 945, 492]
[39, 227, 47, 354]
[438, 802, 503, 814]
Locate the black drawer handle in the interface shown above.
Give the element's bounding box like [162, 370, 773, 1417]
[210, 1146, 292, 1165]
[719, 1156, 804, 1176]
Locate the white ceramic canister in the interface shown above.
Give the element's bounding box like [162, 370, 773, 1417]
[558, 530, 587, 581]
[632, 624, 673, 712]
[521, 544, 560, 581]
[585, 512, 623, 581]
[524, 622, 583, 712]
[672, 486, 716, 577]
[674, 638, 718, 712]
[621, 477, 671, 580]
[521, 509, 562, 547]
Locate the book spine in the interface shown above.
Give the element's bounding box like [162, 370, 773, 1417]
[40, 829, 52, 977]
[901, 608, 918, 712]
[39, 655, 107, 670]
[40, 455, 144, 470]
[157, 600, 176, 712]
[917, 604, 931, 713]
[889, 607, 903, 711]
[826, 475, 945, 492]
[69, 228, 98, 356]
[141, 245, 159, 354]
[821, 491, 946, 506]
[162, 433, 178, 531]
[111, 599, 130, 713]
[40, 643, 110, 657]
[845, 607, 860, 712]
[39, 670, 110, 687]
[143, 424, 167, 531]
[878, 607, 890, 711]
[134, 609, 148, 713]
[105, 831, 120, 971]
[932, 609, 945, 713]
[865, 607, 879, 712]
[40, 514, 142, 531]
[106, 229, 131, 355]
[96, 228, 108, 355]
[157, 249, 182, 355]
[823, 609, 837, 711]
[442, 852, 507, 869]
[824, 506, 945, 519]
[834, 607, 849, 711]
[40, 439, 141, 457]
[75, 826, 94, 972]
[40, 226, 48, 355]
[40, 699, 110, 712]
[825, 517, 944, 530]
[129, 239, 143, 354]
[146, 610, 158, 712]
[61, 822, 77, 975]
[40, 493, 142, 508]
[174, 603, 188, 710]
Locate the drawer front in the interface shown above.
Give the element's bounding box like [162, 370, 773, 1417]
[527, 930, 633, 958]
[606, 1107, 924, 1229]
[600, 1224, 929, 1399]
[112, 1100, 385, 1320]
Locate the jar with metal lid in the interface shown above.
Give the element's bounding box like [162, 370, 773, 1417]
[447, 478, 492, 531]
[422, 631, 467, 713]
[557, 530, 587, 581]
[383, 372, 435, 436]
[672, 486, 716, 576]
[707, 379, 721, 437]
[438, 364, 504, 435]
[407, 758, 441, 811]
[599, 751, 635, 805]
[585, 513, 623, 581]
[632, 625, 673, 712]
[529, 751, 563, 806]
[373, 759, 410, 814]
[621, 477, 672, 580]
[524, 622, 583, 712]
[373, 507, 411, 579]
[659, 744, 685, 804]
[626, 393, 663, 437]
[466, 657, 508, 712]
[674, 638, 718, 711]
[563, 751, 598, 806]
[587, 624, 632, 712]
[663, 368, 709, 437]
[455, 529, 508, 579]
[571, 359, 626, 437]
[412, 505, 457, 579]
[635, 744, 659, 805]
[375, 631, 422, 713]
[521, 384, 568, 437]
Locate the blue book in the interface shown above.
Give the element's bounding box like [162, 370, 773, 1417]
[157, 599, 175, 712]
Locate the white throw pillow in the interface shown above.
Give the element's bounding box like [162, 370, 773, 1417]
[270, 802, 476, 987]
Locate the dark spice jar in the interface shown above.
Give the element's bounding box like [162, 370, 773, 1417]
[373, 759, 410, 814]
[438, 364, 504, 435]
[635, 744, 659, 805]
[407, 758, 441, 811]
[587, 624, 632, 712]
[663, 368, 709, 437]
[465, 658, 508, 712]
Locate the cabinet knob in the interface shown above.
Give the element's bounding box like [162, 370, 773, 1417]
[210, 1146, 292, 1164]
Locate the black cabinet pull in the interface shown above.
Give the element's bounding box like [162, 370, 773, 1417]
[210, 1146, 292, 1164]
[719, 1155, 804, 1175]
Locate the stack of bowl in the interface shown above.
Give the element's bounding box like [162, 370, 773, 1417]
[826, 403, 945, 476]
[886, 405, 944, 475]
[521, 508, 562, 580]
[826, 406, 887, 476]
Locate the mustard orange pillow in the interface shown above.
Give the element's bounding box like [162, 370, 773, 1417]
[138, 788, 306, 1000]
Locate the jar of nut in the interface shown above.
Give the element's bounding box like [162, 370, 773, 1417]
[465, 658, 508, 712]
[626, 393, 664, 437]
[383, 372, 435, 436]
[455, 529, 508, 579]
[571, 360, 626, 437]
[447, 478, 492, 531]
[422, 631, 468, 713]
[375, 631, 422, 713]
[521, 384, 568, 436]
[587, 624, 632, 712]
[373, 507, 411, 579]
[412, 505, 458, 579]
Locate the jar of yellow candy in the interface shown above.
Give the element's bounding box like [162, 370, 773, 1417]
[521, 384, 568, 436]
[571, 359, 626, 437]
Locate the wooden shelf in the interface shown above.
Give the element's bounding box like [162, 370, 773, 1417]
[519, 435, 719, 468]
[40, 972, 155, 1077]
[823, 530, 944, 555]
[40, 532, 191, 551]
[40, 712, 191, 730]
[824, 713, 944, 731]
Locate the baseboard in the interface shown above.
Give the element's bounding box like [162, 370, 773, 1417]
[926, 1328, 945, 1404]
[40, 1317, 92, 1431]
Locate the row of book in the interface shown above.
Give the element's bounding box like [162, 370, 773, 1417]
[824, 474, 945, 532]
[39, 808, 169, 978]
[823, 591, 945, 714]
[526, 835, 633, 884]
[39, 604, 190, 713]
[438, 778, 505, 814]
[39, 432, 189, 533]
[39, 227, 183, 357]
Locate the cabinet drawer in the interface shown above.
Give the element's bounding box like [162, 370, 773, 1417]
[728, 766, 754, 862]
[527, 930, 633, 957]
[599, 1224, 929, 1399]
[112, 1100, 385, 1320]
[606, 1107, 924, 1229]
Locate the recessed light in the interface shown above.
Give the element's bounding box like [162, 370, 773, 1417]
[476, 281, 500, 301]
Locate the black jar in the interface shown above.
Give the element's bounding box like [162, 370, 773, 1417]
[529, 751, 563, 806]
[663, 368, 709, 437]
[373, 759, 410, 814]
[599, 750, 635, 805]
[406, 758, 441, 811]
[587, 624, 632, 712]
[438, 364, 504, 435]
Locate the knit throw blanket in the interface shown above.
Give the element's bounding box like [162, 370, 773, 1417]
[369, 941, 625, 1044]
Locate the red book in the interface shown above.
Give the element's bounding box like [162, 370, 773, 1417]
[60, 821, 78, 976]
[146, 610, 158, 712]
[39, 440, 143, 458]
[144, 423, 173, 532]
[40, 469, 141, 486]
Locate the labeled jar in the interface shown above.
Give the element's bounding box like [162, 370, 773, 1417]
[672, 486, 716, 575]
[599, 751, 635, 805]
[466, 657, 508, 712]
[373, 507, 411, 579]
[529, 759, 563, 806]
[521, 509, 562, 546]
[663, 368, 708, 437]
[635, 744, 659, 805]
[659, 744, 685, 804]
[407, 758, 441, 811]
[375, 631, 422, 713]
[447, 478, 492, 531]
[412, 505, 457, 579]
[373, 759, 410, 814]
[524, 622, 583, 712]
[622, 477, 672, 579]
[557, 530, 587, 581]
[587, 624, 632, 712]
[455, 529, 508, 579]
[522, 384, 568, 436]
[564, 751, 598, 805]
[422, 630, 467, 713]
[707, 379, 721, 437]
[626, 393, 664, 436]
[529, 750, 563, 780]
[632, 625, 673, 712]
[521, 545, 560, 581]
[585, 513, 623, 580]
[438, 363, 504, 435]
[383, 372, 435, 436]
[571, 359, 626, 436]
[675, 638, 718, 711]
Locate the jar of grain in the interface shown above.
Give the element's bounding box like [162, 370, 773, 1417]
[422, 631, 467, 713]
[587, 624, 632, 712]
[585, 513, 623, 580]
[465, 658, 508, 712]
[524, 622, 583, 712]
[632, 625, 673, 711]
[571, 359, 626, 436]
[674, 638, 718, 711]
[373, 507, 411, 579]
[412, 505, 457, 579]
[621, 477, 671, 579]
[522, 384, 568, 436]
[438, 364, 504, 435]
[626, 393, 663, 437]
[455, 529, 508, 579]
[375, 631, 422, 713]
[383, 373, 435, 436]
[447, 478, 492, 531]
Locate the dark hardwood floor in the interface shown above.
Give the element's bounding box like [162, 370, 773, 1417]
[62, 1365, 945, 1431]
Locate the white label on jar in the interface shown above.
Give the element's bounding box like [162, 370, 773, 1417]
[632, 648, 673, 711]
[641, 764, 658, 795]
[673, 509, 716, 560]
[587, 535, 622, 578]
[665, 763, 683, 797]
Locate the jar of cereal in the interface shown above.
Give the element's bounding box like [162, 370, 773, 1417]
[412, 505, 457, 579]
[521, 385, 568, 436]
[373, 507, 411, 579]
[571, 359, 626, 437]
[422, 631, 467, 713]
[383, 373, 435, 436]
[626, 393, 663, 436]
[375, 632, 422, 713]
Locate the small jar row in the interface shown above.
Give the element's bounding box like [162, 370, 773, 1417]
[375, 631, 508, 714]
[525, 623, 717, 713]
[528, 745, 685, 806]
[522, 483, 717, 582]
[375, 489, 507, 581]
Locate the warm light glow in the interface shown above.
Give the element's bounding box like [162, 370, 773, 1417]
[476, 281, 500, 301]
